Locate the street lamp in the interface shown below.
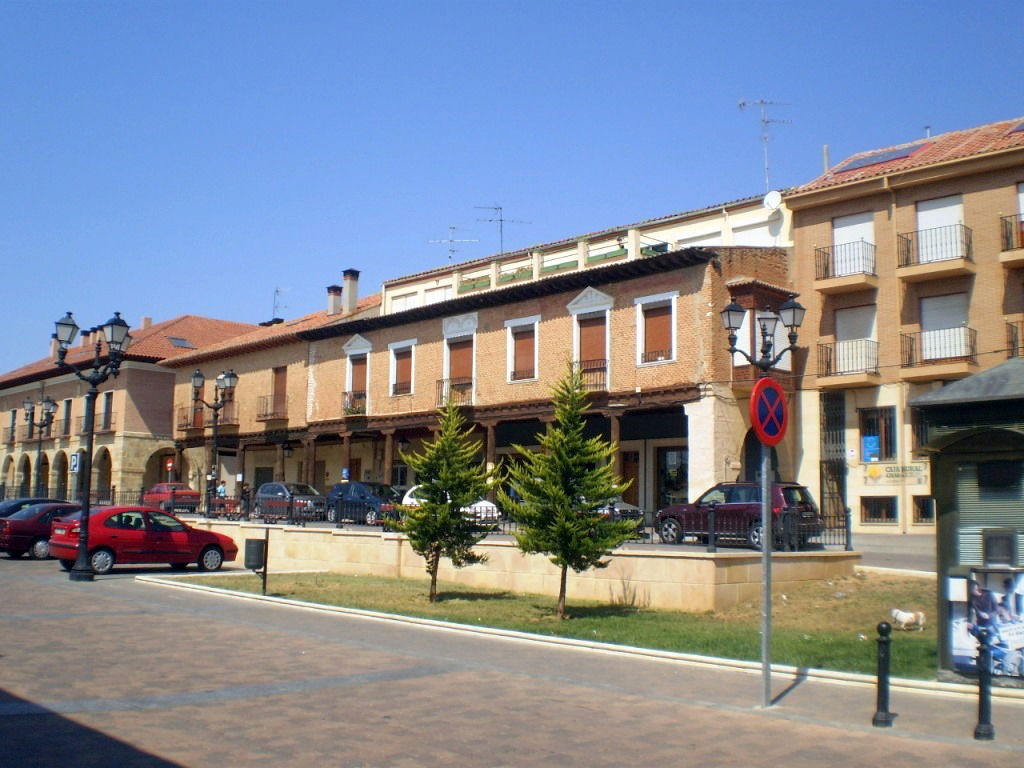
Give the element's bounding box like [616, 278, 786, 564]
[191, 369, 238, 515]
[719, 296, 805, 708]
[23, 393, 57, 496]
[52, 311, 132, 582]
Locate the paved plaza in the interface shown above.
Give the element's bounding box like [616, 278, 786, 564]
[1, 554, 1019, 768]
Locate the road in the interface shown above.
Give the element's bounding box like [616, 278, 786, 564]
[1, 555, 1016, 768]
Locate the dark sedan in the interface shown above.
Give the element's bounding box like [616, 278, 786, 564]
[0, 502, 80, 559]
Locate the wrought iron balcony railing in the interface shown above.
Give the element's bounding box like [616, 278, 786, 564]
[814, 241, 877, 280]
[1002, 213, 1024, 251]
[817, 339, 879, 377]
[391, 381, 412, 396]
[900, 327, 977, 367]
[1007, 320, 1023, 358]
[3, 426, 15, 444]
[205, 401, 239, 426]
[510, 367, 535, 381]
[897, 223, 973, 267]
[256, 394, 288, 420]
[573, 359, 607, 391]
[343, 390, 367, 415]
[436, 378, 473, 406]
[78, 413, 116, 434]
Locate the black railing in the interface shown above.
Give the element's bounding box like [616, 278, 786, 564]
[900, 327, 977, 367]
[1001, 213, 1024, 251]
[343, 390, 367, 415]
[2, 427, 13, 444]
[573, 359, 607, 391]
[1008, 321, 1023, 358]
[206, 401, 239, 426]
[640, 349, 672, 364]
[436, 378, 473, 406]
[77, 414, 116, 433]
[897, 223, 973, 267]
[176, 407, 195, 430]
[391, 381, 412, 396]
[256, 394, 288, 420]
[815, 241, 876, 280]
[510, 368, 535, 381]
[817, 339, 879, 377]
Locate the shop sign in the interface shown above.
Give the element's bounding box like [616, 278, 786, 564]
[863, 463, 929, 485]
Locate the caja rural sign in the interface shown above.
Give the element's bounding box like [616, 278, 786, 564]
[750, 377, 787, 447]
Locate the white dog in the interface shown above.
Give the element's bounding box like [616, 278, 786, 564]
[890, 608, 926, 631]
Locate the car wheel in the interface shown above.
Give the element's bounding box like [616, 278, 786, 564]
[365, 509, 376, 525]
[59, 559, 75, 571]
[253, 504, 263, 521]
[29, 538, 50, 560]
[326, 506, 338, 524]
[747, 523, 764, 551]
[658, 517, 682, 544]
[197, 545, 224, 572]
[169, 562, 189, 571]
[89, 548, 115, 575]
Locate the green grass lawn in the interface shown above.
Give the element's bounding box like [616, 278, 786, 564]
[188, 569, 938, 679]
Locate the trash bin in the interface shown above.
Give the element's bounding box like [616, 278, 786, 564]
[244, 538, 266, 570]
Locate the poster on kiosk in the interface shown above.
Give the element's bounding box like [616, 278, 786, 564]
[949, 568, 1024, 679]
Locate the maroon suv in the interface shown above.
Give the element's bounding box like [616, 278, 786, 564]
[655, 482, 823, 550]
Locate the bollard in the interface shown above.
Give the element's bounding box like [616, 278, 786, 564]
[974, 628, 995, 740]
[844, 507, 853, 552]
[706, 501, 717, 553]
[872, 621, 896, 727]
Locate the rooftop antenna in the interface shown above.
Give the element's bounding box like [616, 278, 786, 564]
[429, 226, 478, 262]
[272, 287, 288, 318]
[738, 99, 792, 194]
[924, 125, 932, 138]
[475, 203, 529, 256]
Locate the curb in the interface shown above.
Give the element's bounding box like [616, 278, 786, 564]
[136, 573, 1024, 704]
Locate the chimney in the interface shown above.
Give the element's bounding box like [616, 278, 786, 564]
[141, 316, 152, 330]
[342, 269, 360, 314]
[80, 329, 91, 348]
[49, 335, 59, 359]
[326, 284, 343, 315]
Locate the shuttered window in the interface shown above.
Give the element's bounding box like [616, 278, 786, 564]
[448, 339, 473, 380]
[350, 355, 367, 393]
[642, 304, 672, 362]
[393, 348, 412, 395]
[512, 327, 535, 380]
[578, 314, 606, 362]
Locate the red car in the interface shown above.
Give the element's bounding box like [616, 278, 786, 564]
[0, 502, 80, 559]
[141, 483, 201, 513]
[49, 505, 238, 575]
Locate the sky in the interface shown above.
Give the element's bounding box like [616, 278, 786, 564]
[1, 0, 1021, 373]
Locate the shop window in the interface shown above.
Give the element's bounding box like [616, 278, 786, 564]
[861, 496, 897, 524]
[912, 496, 935, 524]
[859, 407, 896, 462]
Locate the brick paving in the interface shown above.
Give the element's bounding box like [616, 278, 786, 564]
[1, 558, 1021, 767]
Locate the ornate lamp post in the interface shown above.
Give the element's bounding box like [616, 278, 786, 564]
[191, 369, 238, 514]
[23, 394, 57, 496]
[52, 311, 132, 582]
[719, 296, 805, 708]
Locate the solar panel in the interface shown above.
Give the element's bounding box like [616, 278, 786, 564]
[839, 142, 930, 172]
[168, 337, 195, 349]
[1011, 120, 1024, 134]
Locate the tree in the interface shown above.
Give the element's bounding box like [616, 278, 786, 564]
[499, 363, 636, 619]
[390, 399, 495, 602]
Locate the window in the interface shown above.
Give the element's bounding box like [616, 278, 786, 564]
[390, 292, 419, 313]
[346, 354, 368, 414]
[831, 211, 875, 276]
[505, 315, 539, 381]
[443, 337, 474, 405]
[568, 288, 612, 389]
[7, 409, 15, 441]
[834, 305, 877, 374]
[859, 407, 896, 462]
[915, 194, 964, 262]
[62, 399, 72, 435]
[635, 291, 677, 364]
[910, 408, 928, 454]
[101, 392, 114, 431]
[390, 339, 416, 396]
[920, 293, 969, 360]
[424, 285, 452, 305]
[913, 496, 935, 524]
[862, 496, 897, 524]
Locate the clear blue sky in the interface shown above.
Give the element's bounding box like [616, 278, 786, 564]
[1, 0, 1020, 373]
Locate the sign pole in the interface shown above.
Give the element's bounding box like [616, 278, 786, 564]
[761, 439, 772, 708]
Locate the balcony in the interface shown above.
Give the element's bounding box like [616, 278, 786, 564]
[391, 381, 412, 396]
[20, 423, 56, 441]
[573, 359, 607, 391]
[256, 394, 288, 421]
[54, 418, 73, 438]
[436, 377, 473, 406]
[177, 407, 202, 431]
[3, 426, 15, 444]
[896, 224, 975, 282]
[78, 414, 117, 434]
[817, 339, 880, 388]
[899, 327, 977, 381]
[343, 390, 367, 415]
[814, 242, 879, 294]
[205, 401, 239, 427]
[1008, 321, 1024, 358]
[999, 214, 1024, 268]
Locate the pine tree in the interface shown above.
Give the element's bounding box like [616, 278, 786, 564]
[499, 363, 635, 619]
[390, 399, 495, 602]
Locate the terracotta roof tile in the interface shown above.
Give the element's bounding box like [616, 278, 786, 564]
[794, 117, 1024, 194]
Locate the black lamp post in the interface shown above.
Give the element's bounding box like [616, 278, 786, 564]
[53, 311, 132, 582]
[719, 295, 805, 708]
[191, 369, 238, 515]
[23, 393, 57, 496]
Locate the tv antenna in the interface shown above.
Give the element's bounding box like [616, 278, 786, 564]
[429, 226, 478, 262]
[475, 203, 529, 256]
[272, 287, 288, 318]
[738, 99, 792, 193]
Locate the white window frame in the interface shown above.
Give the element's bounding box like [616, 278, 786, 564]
[567, 288, 613, 375]
[504, 314, 540, 383]
[388, 338, 417, 396]
[342, 334, 373, 401]
[634, 291, 678, 366]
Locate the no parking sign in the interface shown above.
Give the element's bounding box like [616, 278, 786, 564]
[750, 378, 787, 447]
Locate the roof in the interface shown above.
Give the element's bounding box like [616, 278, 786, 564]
[161, 294, 381, 367]
[0, 315, 259, 388]
[793, 117, 1024, 195]
[910, 357, 1024, 408]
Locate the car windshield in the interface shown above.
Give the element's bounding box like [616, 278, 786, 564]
[284, 483, 320, 496]
[8, 504, 49, 520]
[54, 508, 102, 522]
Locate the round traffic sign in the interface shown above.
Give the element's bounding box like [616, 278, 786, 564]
[750, 377, 787, 447]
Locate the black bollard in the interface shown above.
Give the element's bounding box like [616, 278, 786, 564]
[872, 621, 896, 727]
[974, 628, 995, 741]
[706, 501, 717, 553]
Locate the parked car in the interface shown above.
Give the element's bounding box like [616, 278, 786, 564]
[48, 505, 238, 574]
[401, 485, 501, 521]
[0, 502, 80, 559]
[0, 497, 68, 519]
[326, 481, 399, 525]
[655, 482, 823, 550]
[142, 483, 201, 513]
[252, 482, 327, 522]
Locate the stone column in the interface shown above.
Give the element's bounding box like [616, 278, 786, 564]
[608, 412, 622, 477]
[339, 432, 351, 480]
[303, 437, 316, 485]
[382, 430, 395, 485]
[274, 443, 286, 482]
